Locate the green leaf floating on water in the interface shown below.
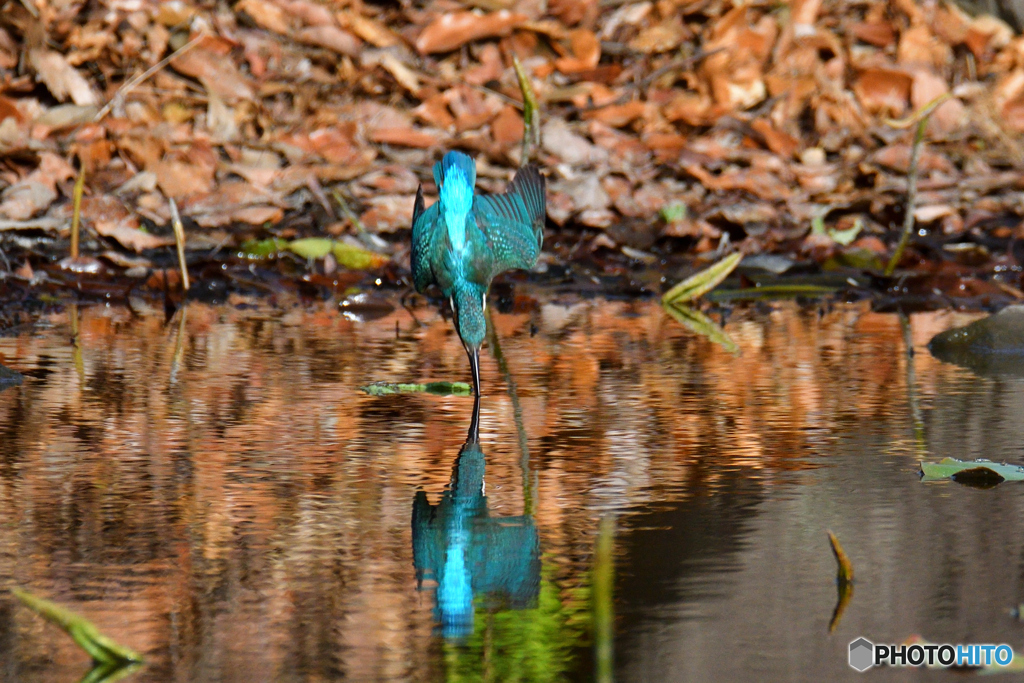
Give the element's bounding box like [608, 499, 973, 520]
[361, 381, 473, 396]
[920, 457, 1024, 484]
[662, 304, 739, 354]
[11, 588, 143, 665]
[239, 237, 389, 271]
[662, 252, 743, 305]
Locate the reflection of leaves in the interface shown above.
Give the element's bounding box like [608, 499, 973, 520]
[662, 304, 739, 354]
[361, 381, 472, 396]
[12, 588, 143, 665]
[920, 458, 1024, 484]
[444, 560, 590, 682]
[708, 284, 838, 302]
[662, 252, 742, 305]
[78, 662, 144, 683]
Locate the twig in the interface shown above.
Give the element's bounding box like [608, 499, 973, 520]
[884, 93, 953, 276]
[70, 165, 85, 260]
[93, 35, 205, 124]
[512, 54, 540, 165]
[168, 197, 190, 291]
[581, 48, 725, 111]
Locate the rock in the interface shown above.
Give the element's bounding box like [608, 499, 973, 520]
[929, 305, 1024, 376]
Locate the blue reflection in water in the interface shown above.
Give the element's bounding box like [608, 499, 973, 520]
[412, 397, 540, 638]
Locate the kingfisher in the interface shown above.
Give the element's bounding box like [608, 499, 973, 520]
[411, 151, 546, 396]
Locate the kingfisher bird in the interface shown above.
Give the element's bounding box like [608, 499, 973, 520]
[411, 151, 546, 396]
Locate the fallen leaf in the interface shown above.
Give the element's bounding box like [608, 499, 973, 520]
[853, 67, 912, 116]
[171, 41, 254, 103]
[541, 118, 607, 166]
[492, 105, 524, 148]
[295, 25, 361, 57]
[629, 17, 689, 53]
[582, 100, 647, 128]
[28, 49, 99, 106]
[83, 195, 174, 252]
[370, 127, 441, 148]
[236, 0, 291, 34]
[359, 194, 416, 232]
[337, 11, 401, 47]
[415, 10, 527, 54]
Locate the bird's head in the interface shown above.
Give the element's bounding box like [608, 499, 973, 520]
[452, 285, 486, 394]
[434, 151, 476, 252]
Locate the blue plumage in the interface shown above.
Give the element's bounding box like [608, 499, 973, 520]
[411, 151, 546, 395]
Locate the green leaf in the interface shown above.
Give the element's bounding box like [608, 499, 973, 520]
[331, 241, 390, 271]
[920, 457, 1024, 484]
[288, 237, 334, 259]
[237, 238, 288, 259]
[12, 588, 143, 665]
[661, 252, 743, 305]
[662, 304, 739, 354]
[829, 217, 863, 246]
[659, 202, 687, 223]
[360, 381, 473, 396]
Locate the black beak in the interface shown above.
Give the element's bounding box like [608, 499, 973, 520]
[468, 346, 481, 397]
[467, 393, 481, 443]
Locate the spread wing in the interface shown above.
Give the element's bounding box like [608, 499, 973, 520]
[411, 184, 441, 293]
[471, 164, 546, 275]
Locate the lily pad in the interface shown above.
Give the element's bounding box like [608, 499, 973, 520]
[361, 381, 473, 396]
[920, 457, 1024, 485]
[12, 588, 143, 665]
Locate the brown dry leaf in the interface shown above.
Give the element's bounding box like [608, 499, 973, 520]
[0, 153, 75, 220]
[750, 118, 799, 157]
[994, 69, 1024, 132]
[583, 101, 647, 128]
[851, 21, 895, 48]
[295, 25, 361, 57]
[464, 44, 503, 86]
[549, 0, 597, 28]
[370, 127, 442, 148]
[281, 126, 378, 165]
[870, 145, 957, 174]
[83, 195, 173, 252]
[683, 162, 791, 200]
[853, 67, 912, 116]
[360, 194, 415, 232]
[415, 10, 527, 54]
[554, 29, 601, 74]
[273, 0, 335, 26]
[180, 180, 286, 227]
[171, 40, 254, 103]
[629, 17, 689, 53]
[152, 145, 217, 199]
[28, 48, 99, 106]
[413, 95, 456, 130]
[910, 70, 966, 135]
[541, 119, 607, 166]
[491, 106, 524, 148]
[897, 24, 950, 69]
[337, 11, 401, 47]
[236, 0, 291, 34]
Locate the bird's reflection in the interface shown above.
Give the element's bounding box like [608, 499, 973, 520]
[412, 396, 540, 639]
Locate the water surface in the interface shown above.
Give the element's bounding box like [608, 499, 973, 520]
[0, 297, 1020, 682]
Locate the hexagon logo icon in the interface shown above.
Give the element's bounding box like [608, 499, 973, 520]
[849, 638, 874, 672]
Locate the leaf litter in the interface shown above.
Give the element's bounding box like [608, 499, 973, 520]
[0, 0, 1020, 314]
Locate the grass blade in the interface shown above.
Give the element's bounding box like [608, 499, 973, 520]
[12, 588, 143, 666]
[662, 252, 742, 305]
[662, 303, 739, 354]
